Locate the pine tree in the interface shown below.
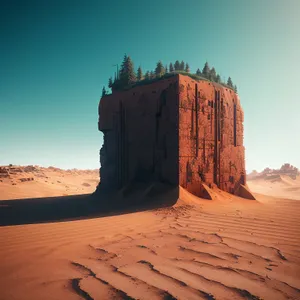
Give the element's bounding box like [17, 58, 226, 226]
[234, 85, 238, 93]
[108, 77, 113, 88]
[119, 54, 127, 80]
[137, 66, 143, 81]
[155, 61, 164, 77]
[150, 71, 155, 79]
[180, 60, 185, 71]
[102, 86, 107, 97]
[165, 64, 168, 73]
[216, 74, 221, 83]
[174, 60, 180, 71]
[185, 63, 190, 73]
[126, 55, 136, 83]
[202, 62, 210, 78]
[196, 68, 201, 76]
[112, 71, 121, 91]
[227, 76, 233, 87]
[119, 54, 136, 88]
[145, 71, 150, 80]
[169, 62, 174, 72]
[209, 67, 217, 81]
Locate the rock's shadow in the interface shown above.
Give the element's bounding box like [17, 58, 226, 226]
[0, 186, 179, 226]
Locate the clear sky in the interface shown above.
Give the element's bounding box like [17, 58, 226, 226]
[1, 0, 299, 172]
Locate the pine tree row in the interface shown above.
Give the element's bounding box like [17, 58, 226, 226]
[102, 55, 237, 97]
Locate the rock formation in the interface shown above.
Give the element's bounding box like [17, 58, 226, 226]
[97, 74, 254, 199]
[248, 163, 299, 181]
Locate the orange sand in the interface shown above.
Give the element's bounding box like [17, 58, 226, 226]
[248, 175, 300, 201]
[0, 172, 300, 299]
[0, 166, 99, 200]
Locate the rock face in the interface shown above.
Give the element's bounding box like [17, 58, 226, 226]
[98, 74, 252, 199]
[0, 167, 10, 178]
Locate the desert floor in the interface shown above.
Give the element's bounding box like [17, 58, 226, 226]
[0, 175, 300, 300]
[0, 166, 99, 200]
[248, 175, 300, 201]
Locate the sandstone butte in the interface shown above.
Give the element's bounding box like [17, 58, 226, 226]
[96, 74, 255, 200]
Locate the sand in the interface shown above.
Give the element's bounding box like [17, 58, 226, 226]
[1, 170, 300, 299]
[248, 175, 300, 201]
[0, 166, 99, 200]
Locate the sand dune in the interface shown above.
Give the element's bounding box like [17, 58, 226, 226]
[247, 164, 300, 201]
[0, 165, 99, 200]
[1, 185, 300, 300]
[248, 175, 300, 200]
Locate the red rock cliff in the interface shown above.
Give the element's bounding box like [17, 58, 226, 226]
[98, 74, 253, 199]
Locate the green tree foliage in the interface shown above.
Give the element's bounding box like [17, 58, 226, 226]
[169, 62, 174, 72]
[227, 76, 233, 87]
[137, 66, 143, 81]
[102, 86, 107, 97]
[108, 77, 113, 88]
[185, 63, 190, 73]
[174, 60, 180, 71]
[209, 67, 217, 81]
[118, 54, 128, 84]
[202, 62, 210, 78]
[144, 71, 150, 80]
[155, 61, 165, 77]
[106, 56, 238, 93]
[180, 60, 185, 71]
[119, 54, 136, 87]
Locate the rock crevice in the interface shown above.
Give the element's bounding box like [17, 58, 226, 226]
[97, 74, 253, 199]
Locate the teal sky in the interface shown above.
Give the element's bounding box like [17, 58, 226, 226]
[1, 0, 299, 172]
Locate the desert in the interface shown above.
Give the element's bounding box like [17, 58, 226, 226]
[1, 1, 300, 298]
[247, 164, 300, 201]
[0, 165, 99, 200]
[0, 164, 300, 300]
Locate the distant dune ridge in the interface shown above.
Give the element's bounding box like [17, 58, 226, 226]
[0, 164, 99, 200]
[247, 163, 300, 200]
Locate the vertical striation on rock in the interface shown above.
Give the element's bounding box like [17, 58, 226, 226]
[97, 74, 253, 199]
[178, 75, 246, 198]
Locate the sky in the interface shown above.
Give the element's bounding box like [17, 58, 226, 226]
[0, 0, 299, 172]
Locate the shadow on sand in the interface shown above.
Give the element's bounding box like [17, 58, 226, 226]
[0, 184, 179, 227]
